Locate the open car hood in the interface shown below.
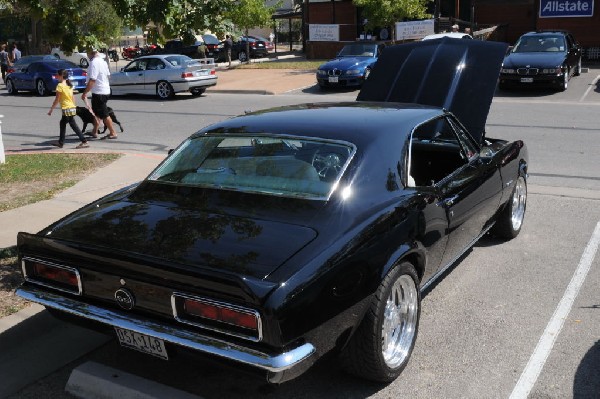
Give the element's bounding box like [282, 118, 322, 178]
[357, 38, 508, 144]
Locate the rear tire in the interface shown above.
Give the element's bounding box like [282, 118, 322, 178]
[341, 262, 420, 382]
[80, 58, 89, 68]
[190, 88, 206, 97]
[36, 79, 48, 96]
[6, 79, 18, 95]
[491, 175, 527, 239]
[238, 51, 247, 62]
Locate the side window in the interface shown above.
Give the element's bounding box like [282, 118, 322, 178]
[146, 58, 164, 70]
[407, 116, 468, 187]
[124, 61, 139, 72]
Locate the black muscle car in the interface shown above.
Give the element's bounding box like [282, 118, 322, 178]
[16, 38, 528, 384]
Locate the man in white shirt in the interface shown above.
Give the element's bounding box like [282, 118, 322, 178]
[82, 48, 118, 139]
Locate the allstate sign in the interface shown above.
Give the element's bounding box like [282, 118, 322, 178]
[539, 0, 594, 17]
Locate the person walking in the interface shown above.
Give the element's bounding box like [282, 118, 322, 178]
[0, 44, 11, 83]
[11, 43, 21, 63]
[48, 69, 89, 149]
[81, 48, 118, 139]
[224, 35, 233, 67]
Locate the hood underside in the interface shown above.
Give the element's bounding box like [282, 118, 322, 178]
[357, 38, 508, 144]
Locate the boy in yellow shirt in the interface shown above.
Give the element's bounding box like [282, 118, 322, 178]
[48, 69, 89, 148]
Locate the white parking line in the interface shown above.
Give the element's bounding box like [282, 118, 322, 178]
[510, 221, 600, 399]
[579, 74, 600, 102]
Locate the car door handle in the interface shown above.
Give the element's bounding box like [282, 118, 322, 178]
[438, 194, 459, 207]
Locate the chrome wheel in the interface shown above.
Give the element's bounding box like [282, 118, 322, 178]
[511, 176, 527, 232]
[80, 58, 89, 68]
[238, 51, 247, 62]
[381, 274, 419, 368]
[156, 81, 173, 99]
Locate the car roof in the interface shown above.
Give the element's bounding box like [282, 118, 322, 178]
[198, 102, 443, 148]
[358, 37, 508, 144]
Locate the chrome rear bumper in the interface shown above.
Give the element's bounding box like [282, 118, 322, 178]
[17, 285, 315, 383]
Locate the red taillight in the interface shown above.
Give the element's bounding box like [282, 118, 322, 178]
[181, 72, 193, 78]
[7, 68, 14, 73]
[183, 298, 258, 330]
[53, 74, 61, 80]
[210, 69, 216, 75]
[82, 71, 87, 76]
[32, 262, 79, 287]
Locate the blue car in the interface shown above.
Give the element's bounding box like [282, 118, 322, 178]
[5, 59, 88, 96]
[316, 42, 384, 89]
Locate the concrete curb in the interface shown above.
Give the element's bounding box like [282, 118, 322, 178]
[66, 361, 203, 399]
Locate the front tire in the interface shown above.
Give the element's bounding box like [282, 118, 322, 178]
[559, 68, 568, 91]
[156, 81, 174, 99]
[6, 79, 18, 95]
[575, 58, 582, 76]
[491, 175, 527, 239]
[36, 79, 48, 96]
[341, 262, 420, 382]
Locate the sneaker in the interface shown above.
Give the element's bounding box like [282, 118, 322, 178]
[51, 141, 63, 148]
[76, 142, 89, 149]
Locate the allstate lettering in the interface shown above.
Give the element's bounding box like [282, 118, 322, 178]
[540, 0, 594, 17]
[542, 0, 589, 11]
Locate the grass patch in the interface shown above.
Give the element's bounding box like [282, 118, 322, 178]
[236, 60, 325, 70]
[0, 153, 121, 212]
[0, 256, 28, 317]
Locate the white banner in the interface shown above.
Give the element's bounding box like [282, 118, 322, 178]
[309, 24, 340, 42]
[395, 20, 435, 40]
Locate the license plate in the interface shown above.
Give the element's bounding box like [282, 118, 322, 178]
[520, 77, 533, 83]
[329, 76, 339, 83]
[195, 70, 209, 76]
[115, 327, 169, 360]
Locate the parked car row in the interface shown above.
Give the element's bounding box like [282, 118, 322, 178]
[317, 29, 582, 93]
[5, 54, 217, 99]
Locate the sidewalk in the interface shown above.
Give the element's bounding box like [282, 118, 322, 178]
[0, 152, 165, 250]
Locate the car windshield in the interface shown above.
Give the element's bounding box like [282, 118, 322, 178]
[148, 135, 355, 199]
[338, 43, 378, 57]
[512, 35, 566, 53]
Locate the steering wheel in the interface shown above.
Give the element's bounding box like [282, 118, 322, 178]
[312, 149, 345, 180]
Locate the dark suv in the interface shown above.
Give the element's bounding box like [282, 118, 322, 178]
[499, 30, 582, 91]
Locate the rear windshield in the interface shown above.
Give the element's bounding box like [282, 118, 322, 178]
[164, 55, 193, 67]
[44, 60, 79, 70]
[148, 135, 355, 200]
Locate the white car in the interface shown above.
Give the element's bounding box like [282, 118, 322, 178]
[109, 54, 218, 99]
[422, 32, 473, 40]
[50, 47, 91, 68]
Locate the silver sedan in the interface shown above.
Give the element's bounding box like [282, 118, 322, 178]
[110, 54, 218, 99]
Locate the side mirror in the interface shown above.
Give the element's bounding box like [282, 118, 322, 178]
[168, 148, 174, 155]
[480, 147, 494, 158]
[120, 67, 124, 72]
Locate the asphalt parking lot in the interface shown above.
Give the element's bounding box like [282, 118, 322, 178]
[1, 64, 599, 398]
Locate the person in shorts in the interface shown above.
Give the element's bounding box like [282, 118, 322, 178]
[81, 48, 118, 139]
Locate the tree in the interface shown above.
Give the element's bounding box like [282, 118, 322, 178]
[225, 0, 280, 62]
[353, 0, 430, 42]
[111, 0, 234, 44]
[44, 0, 123, 52]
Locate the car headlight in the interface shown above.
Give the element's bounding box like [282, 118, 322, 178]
[345, 69, 361, 76]
[541, 68, 560, 74]
[500, 68, 516, 74]
[317, 70, 327, 76]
